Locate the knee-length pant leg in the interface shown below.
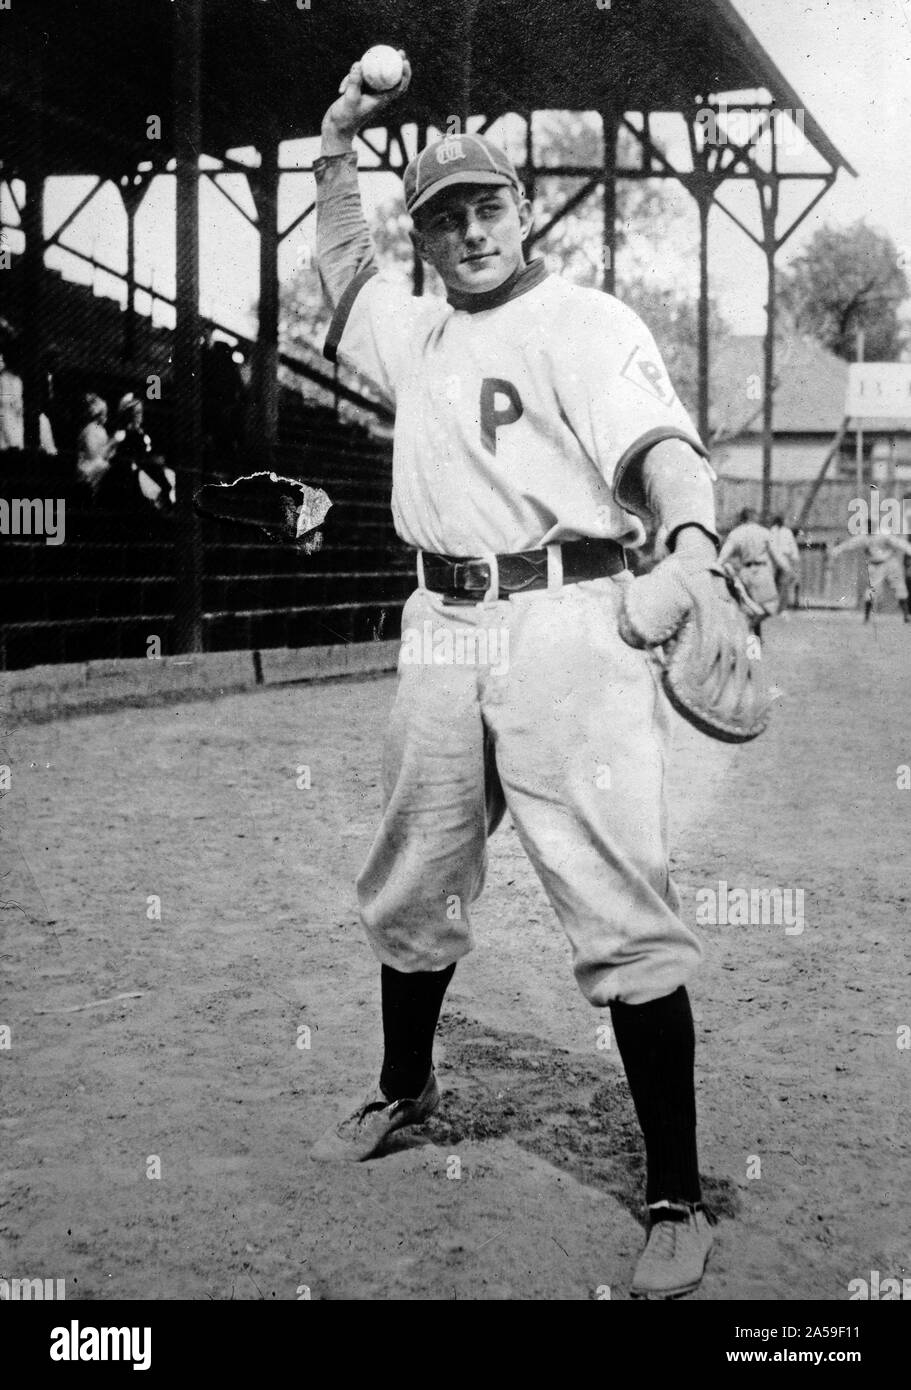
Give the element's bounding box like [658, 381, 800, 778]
[356, 590, 505, 971]
[480, 577, 702, 1007]
[358, 579, 700, 1003]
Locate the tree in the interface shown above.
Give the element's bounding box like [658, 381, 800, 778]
[528, 111, 680, 284]
[778, 221, 909, 362]
[279, 255, 330, 365]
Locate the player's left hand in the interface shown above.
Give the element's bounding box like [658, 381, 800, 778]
[618, 541, 772, 742]
[618, 526, 717, 645]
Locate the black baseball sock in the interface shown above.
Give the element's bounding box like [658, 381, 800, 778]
[379, 962, 456, 1101]
[609, 985, 701, 1207]
[864, 598, 873, 622]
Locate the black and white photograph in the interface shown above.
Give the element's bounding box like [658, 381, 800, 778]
[1, 0, 910, 1342]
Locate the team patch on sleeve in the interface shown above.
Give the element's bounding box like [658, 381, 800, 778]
[619, 344, 676, 405]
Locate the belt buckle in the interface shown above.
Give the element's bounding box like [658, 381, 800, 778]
[452, 559, 491, 594]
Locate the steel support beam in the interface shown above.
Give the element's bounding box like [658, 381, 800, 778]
[601, 108, 617, 294]
[172, 0, 204, 655]
[279, 199, 316, 243]
[528, 176, 602, 246]
[696, 189, 711, 445]
[759, 180, 779, 524]
[44, 177, 103, 249]
[2, 178, 24, 218]
[459, 0, 479, 133]
[251, 121, 281, 462]
[19, 29, 45, 454]
[125, 192, 137, 362]
[523, 112, 536, 208]
[20, 170, 45, 453]
[412, 125, 425, 297]
[208, 173, 259, 229]
[121, 177, 152, 363]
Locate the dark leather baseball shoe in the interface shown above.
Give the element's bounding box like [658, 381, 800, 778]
[309, 1071, 441, 1162]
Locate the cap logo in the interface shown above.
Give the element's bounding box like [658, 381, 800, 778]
[436, 137, 466, 165]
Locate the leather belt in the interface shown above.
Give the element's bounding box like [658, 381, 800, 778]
[419, 537, 627, 603]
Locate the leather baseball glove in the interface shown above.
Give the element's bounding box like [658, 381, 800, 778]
[618, 556, 772, 743]
[194, 471, 332, 554]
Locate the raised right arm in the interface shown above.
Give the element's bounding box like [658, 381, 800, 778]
[315, 55, 411, 311]
[314, 154, 377, 312]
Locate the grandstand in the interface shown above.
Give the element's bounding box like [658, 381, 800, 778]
[1, 442, 411, 671]
[1, 0, 855, 680]
[1, 254, 411, 671]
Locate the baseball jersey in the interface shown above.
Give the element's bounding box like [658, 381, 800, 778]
[720, 522, 778, 569]
[0, 368, 24, 451]
[770, 524, 799, 569]
[862, 536, 909, 567]
[324, 267, 706, 556]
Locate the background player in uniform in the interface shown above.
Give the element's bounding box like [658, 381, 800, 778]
[719, 507, 781, 622]
[769, 514, 801, 611]
[308, 55, 746, 1299]
[831, 522, 911, 622]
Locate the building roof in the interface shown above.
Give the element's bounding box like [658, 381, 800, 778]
[711, 335, 911, 439]
[1, 0, 855, 180]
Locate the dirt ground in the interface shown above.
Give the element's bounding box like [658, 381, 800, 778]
[1, 609, 910, 1301]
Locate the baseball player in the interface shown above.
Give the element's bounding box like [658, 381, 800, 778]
[76, 393, 116, 496]
[309, 56, 737, 1299]
[718, 508, 781, 621]
[769, 514, 801, 611]
[831, 522, 911, 622]
[107, 393, 176, 512]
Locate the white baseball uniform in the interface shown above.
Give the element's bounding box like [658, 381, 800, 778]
[316, 152, 711, 1006]
[770, 523, 799, 573]
[718, 521, 781, 614]
[833, 533, 911, 602]
[770, 522, 800, 606]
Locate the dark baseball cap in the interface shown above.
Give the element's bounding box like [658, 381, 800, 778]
[404, 133, 522, 216]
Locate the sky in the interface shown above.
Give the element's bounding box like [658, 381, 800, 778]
[2, 0, 910, 344]
[712, 0, 911, 332]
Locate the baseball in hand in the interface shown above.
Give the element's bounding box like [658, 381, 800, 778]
[359, 44, 404, 92]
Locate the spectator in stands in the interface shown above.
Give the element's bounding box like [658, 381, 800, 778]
[42, 344, 64, 451]
[0, 347, 24, 451]
[76, 393, 115, 496]
[103, 392, 176, 512]
[0, 343, 58, 453]
[40, 407, 57, 454]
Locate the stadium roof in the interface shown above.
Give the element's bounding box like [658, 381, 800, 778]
[1, 0, 855, 179]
